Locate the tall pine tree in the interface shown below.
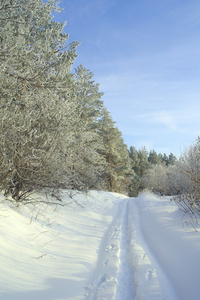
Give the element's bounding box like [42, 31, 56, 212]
[98, 109, 134, 194]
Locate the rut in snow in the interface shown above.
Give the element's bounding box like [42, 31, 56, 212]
[86, 198, 136, 300]
[115, 199, 136, 300]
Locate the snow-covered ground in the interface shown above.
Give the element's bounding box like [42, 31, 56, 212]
[0, 190, 200, 300]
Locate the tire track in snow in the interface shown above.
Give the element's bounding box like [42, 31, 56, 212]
[86, 198, 136, 300]
[128, 198, 179, 300]
[115, 199, 136, 300]
[86, 200, 123, 300]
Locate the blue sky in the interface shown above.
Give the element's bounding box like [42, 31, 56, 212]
[54, 0, 200, 156]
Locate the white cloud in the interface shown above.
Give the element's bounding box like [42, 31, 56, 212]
[129, 111, 177, 131]
[154, 111, 177, 130]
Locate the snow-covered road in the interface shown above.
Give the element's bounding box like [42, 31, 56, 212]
[0, 191, 200, 300]
[87, 197, 178, 300]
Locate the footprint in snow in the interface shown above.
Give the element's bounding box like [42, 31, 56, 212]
[106, 244, 118, 252]
[146, 268, 156, 280]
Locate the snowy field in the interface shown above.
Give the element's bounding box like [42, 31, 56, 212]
[0, 190, 200, 300]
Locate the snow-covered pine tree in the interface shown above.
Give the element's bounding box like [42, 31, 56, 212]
[137, 147, 149, 176]
[129, 146, 141, 173]
[98, 109, 134, 194]
[0, 0, 79, 200]
[128, 146, 143, 195]
[63, 65, 106, 190]
[148, 149, 161, 165]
